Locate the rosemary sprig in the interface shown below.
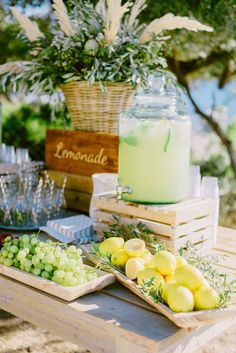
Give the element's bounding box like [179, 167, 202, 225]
[103, 216, 154, 242]
[139, 278, 164, 304]
[90, 243, 125, 272]
[151, 243, 167, 252]
[102, 217, 167, 252]
[179, 241, 236, 307]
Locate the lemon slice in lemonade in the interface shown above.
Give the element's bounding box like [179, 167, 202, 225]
[124, 239, 146, 257]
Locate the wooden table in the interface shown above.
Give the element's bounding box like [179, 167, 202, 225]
[0, 226, 235, 353]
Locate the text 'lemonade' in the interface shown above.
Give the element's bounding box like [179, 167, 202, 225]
[118, 73, 191, 203]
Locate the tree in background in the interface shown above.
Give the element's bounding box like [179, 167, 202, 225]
[3, 103, 70, 160]
[142, 0, 236, 176]
[1, 0, 236, 176]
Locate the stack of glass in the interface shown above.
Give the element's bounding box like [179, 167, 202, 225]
[0, 167, 67, 229]
[0, 144, 30, 164]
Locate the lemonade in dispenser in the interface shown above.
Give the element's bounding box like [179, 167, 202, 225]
[118, 73, 191, 203]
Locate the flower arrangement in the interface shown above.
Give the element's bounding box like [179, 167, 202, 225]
[0, 0, 213, 94]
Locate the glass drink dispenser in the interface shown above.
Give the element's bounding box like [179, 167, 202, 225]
[118, 73, 191, 203]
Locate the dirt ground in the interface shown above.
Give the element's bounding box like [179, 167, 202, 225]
[0, 310, 235, 353]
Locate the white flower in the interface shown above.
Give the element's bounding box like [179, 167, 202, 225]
[10, 7, 44, 42]
[104, 0, 132, 44]
[52, 0, 75, 37]
[139, 13, 213, 43]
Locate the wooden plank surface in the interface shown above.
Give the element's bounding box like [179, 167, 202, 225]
[45, 129, 118, 176]
[0, 275, 177, 353]
[0, 272, 236, 353]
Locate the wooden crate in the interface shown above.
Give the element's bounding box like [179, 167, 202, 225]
[45, 129, 118, 177]
[92, 193, 216, 252]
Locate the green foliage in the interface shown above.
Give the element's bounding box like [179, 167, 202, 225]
[199, 154, 232, 179]
[90, 243, 125, 272]
[139, 278, 164, 304]
[0, 0, 167, 94]
[2, 103, 70, 160]
[0, 3, 50, 65]
[102, 216, 154, 242]
[179, 241, 236, 307]
[142, 0, 236, 81]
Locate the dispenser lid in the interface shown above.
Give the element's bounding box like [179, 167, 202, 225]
[135, 71, 178, 108]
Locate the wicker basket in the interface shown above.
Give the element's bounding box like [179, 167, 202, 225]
[61, 81, 134, 134]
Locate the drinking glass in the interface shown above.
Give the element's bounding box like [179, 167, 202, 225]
[16, 148, 30, 165]
[0, 143, 6, 162]
[4, 145, 16, 163]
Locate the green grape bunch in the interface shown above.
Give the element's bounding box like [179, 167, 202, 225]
[0, 235, 97, 287]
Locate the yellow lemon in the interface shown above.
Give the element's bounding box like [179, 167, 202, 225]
[145, 258, 155, 269]
[175, 255, 187, 267]
[99, 237, 124, 256]
[192, 277, 211, 294]
[167, 285, 194, 312]
[165, 272, 175, 282]
[111, 249, 129, 267]
[174, 264, 205, 292]
[137, 268, 164, 288]
[161, 280, 177, 303]
[148, 250, 177, 276]
[141, 249, 153, 263]
[125, 257, 145, 280]
[124, 239, 145, 257]
[194, 286, 219, 310]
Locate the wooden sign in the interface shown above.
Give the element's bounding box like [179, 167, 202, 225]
[45, 129, 118, 176]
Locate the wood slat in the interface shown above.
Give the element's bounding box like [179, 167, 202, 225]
[93, 209, 175, 236]
[93, 209, 214, 239]
[93, 221, 214, 253]
[93, 194, 215, 226]
[64, 189, 91, 213]
[175, 215, 214, 237]
[171, 227, 214, 250]
[44, 170, 93, 194]
[175, 199, 215, 224]
[93, 197, 177, 226]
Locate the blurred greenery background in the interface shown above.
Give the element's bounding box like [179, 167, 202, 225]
[1, 0, 236, 226]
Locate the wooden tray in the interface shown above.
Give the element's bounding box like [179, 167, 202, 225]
[81, 244, 236, 328]
[0, 263, 115, 301]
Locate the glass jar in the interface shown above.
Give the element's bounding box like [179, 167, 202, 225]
[118, 73, 191, 203]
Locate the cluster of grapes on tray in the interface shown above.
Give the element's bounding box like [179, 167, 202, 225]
[0, 234, 97, 286]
